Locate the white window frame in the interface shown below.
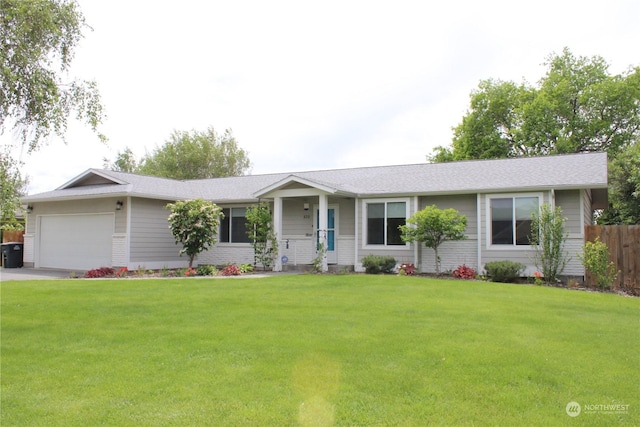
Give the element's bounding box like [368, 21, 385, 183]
[362, 198, 410, 250]
[485, 193, 542, 250]
[219, 206, 251, 245]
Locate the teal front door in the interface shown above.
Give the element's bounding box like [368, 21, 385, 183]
[316, 207, 337, 264]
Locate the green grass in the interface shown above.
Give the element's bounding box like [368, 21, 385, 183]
[1, 275, 638, 426]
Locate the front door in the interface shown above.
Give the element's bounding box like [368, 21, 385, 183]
[315, 206, 338, 264]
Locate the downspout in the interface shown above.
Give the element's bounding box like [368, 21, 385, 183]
[477, 193, 482, 274]
[413, 196, 419, 270]
[354, 197, 359, 271]
[126, 196, 132, 269]
[273, 196, 283, 272]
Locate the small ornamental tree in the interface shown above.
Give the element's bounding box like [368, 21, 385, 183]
[245, 202, 278, 270]
[529, 204, 570, 284]
[399, 205, 467, 275]
[166, 199, 223, 268]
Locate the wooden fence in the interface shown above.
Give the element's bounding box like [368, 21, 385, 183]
[1, 230, 24, 243]
[584, 225, 639, 294]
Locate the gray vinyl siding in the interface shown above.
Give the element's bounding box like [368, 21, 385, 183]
[556, 189, 587, 277]
[129, 198, 182, 263]
[282, 199, 313, 236]
[421, 239, 478, 273]
[415, 194, 479, 273]
[333, 197, 355, 236]
[555, 190, 581, 234]
[419, 194, 478, 236]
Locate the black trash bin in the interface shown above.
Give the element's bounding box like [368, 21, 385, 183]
[1, 242, 24, 268]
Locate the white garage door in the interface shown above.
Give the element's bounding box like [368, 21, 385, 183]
[39, 214, 114, 270]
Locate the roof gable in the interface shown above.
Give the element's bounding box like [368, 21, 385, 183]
[57, 169, 128, 189]
[254, 175, 349, 198]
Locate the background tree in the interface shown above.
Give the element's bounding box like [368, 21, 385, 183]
[429, 48, 640, 224]
[430, 49, 639, 162]
[245, 202, 278, 270]
[137, 127, 250, 179]
[103, 147, 139, 173]
[597, 142, 640, 224]
[1, 0, 105, 150]
[166, 199, 223, 268]
[529, 204, 570, 284]
[0, 148, 28, 230]
[399, 205, 467, 275]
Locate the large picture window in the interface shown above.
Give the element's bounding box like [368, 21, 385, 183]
[220, 207, 251, 243]
[366, 201, 407, 246]
[490, 196, 539, 246]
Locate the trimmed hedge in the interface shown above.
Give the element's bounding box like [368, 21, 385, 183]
[362, 255, 396, 274]
[484, 261, 525, 283]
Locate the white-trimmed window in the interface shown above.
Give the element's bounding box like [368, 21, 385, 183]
[220, 207, 251, 243]
[489, 195, 540, 246]
[365, 200, 407, 246]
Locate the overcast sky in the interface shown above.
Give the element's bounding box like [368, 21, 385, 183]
[7, 0, 640, 195]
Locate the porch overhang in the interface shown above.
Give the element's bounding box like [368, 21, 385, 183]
[253, 174, 356, 199]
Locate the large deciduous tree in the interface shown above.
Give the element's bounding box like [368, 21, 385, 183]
[430, 48, 639, 162]
[166, 199, 223, 268]
[1, 0, 105, 224]
[399, 205, 467, 275]
[139, 127, 250, 179]
[107, 128, 251, 179]
[1, 0, 106, 150]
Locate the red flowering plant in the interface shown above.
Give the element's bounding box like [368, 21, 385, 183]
[84, 267, 115, 278]
[398, 263, 416, 276]
[115, 267, 128, 278]
[452, 264, 476, 279]
[221, 264, 242, 276]
[533, 271, 544, 286]
[184, 267, 197, 277]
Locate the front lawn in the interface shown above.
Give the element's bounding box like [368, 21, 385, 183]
[1, 275, 638, 426]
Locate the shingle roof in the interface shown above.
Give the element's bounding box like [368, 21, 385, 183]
[22, 152, 608, 202]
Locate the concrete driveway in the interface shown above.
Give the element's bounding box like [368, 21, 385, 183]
[1, 268, 77, 281]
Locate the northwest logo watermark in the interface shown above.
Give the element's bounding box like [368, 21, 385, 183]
[566, 401, 630, 417]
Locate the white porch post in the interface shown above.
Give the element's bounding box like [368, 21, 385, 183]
[318, 193, 328, 272]
[273, 196, 283, 272]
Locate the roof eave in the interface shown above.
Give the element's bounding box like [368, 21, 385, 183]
[356, 183, 609, 198]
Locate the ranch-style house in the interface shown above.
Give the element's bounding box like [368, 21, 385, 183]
[21, 152, 608, 278]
